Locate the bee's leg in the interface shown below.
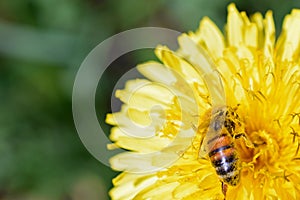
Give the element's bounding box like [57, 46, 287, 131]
[197, 132, 207, 158]
[233, 132, 245, 139]
[191, 123, 206, 158]
[222, 182, 228, 199]
[234, 132, 254, 148]
[191, 123, 198, 132]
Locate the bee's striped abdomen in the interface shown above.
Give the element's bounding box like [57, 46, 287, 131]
[208, 134, 240, 186]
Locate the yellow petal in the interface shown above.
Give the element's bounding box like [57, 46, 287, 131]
[110, 173, 157, 200]
[133, 182, 179, 200]
[198, 17, 225, 58]
[137, 61, 177, 85]
[227, 3, 244, 47]
[116, 80, 175, 110]
[263, 11, 275, 58]
[276, 9, 300, 61]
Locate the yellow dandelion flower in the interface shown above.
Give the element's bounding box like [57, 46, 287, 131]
[106, 3, 300, 200]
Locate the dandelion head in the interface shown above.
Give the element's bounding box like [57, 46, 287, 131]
[106, 4, 300, 200]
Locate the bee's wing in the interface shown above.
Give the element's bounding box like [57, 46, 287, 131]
[178, 34, 226, 106]
[198, 131, 209, 158]
[199, 128, 224, 158]
[198, 106, 227, 158]
[178, 34, 228, 158]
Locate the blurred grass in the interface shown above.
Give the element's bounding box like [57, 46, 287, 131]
[0, 0, 300, 199]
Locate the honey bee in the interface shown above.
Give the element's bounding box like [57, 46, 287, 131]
[179, 36, 249, 196]
[199, 105, 245, 196]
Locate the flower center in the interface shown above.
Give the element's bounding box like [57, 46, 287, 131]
[237, 120, 290, 179]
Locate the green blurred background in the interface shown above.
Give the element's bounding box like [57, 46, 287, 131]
[0, 0, 299, 199]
